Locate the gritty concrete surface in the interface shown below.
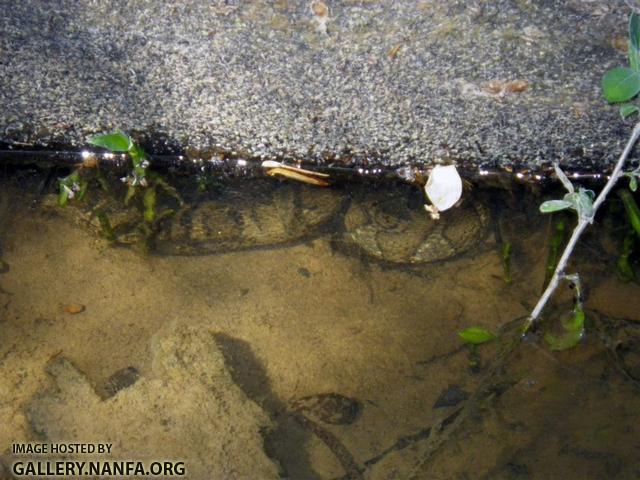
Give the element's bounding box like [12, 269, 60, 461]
[0, 1, 636, 174]
[19, 323, 280, 480]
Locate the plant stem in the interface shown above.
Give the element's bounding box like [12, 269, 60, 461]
[543, 217, 567, 290]
[523, 122, 640, 332]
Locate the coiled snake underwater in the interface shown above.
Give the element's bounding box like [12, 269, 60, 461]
[43, 179, 489, 264]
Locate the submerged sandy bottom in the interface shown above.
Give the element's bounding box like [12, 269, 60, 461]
[0, 180, 639, 479]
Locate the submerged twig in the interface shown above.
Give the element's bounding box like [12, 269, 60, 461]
[524, 122, 640, 331]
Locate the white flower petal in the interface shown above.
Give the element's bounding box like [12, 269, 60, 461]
[424, 165, 462, 212]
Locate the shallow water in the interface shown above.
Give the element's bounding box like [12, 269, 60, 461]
[0, 170, 639, 479]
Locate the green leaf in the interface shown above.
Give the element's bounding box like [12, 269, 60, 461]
[88, 131, 132, 152]
[630, 44, 640, 74]
[544, 330, 583, 351]
[630, 13, 640, 70]
[602, 67, 640, 103]
[540, 200, 572, 213]
[128, 143, 147, 162]
[619, 189, 640, 237]
[631, 13, 640, 50]
[631, 176, 638, 192]
[544, 307, 585, 351]
[618, 254, 635, 282]
[562, 305, 585, 332]
[458, 327, 497, 345]
[574, 188, 595, 220]
[620, 104, 640, 119]
[617, 230, 636, 282]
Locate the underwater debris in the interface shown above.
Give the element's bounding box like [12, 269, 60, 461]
[262, 160, 330, 186]
[310, 0, 330, 34]
[62, 303, 85, 315]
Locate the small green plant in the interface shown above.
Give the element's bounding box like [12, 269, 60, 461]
[57, 133, 139, 208]
[534, 166, 589, 346]
[57, 131, 183, 251]
[58, 170, 89, 207]
[543, 217, 567, 289]
[623, 165, 640, 191]
[539, 164, 595, 221]
[87, 131, 182, 227]
[88, 131, 150, 211]
[616, 189, 640, 281]
[617, 228, 636, 281]
[619, 188, 640, 235]
[458, 326, 496, 371]
[603, 12, 640, 118]
[524, 10, 640, 338]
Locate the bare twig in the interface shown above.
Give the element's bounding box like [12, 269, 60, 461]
[523, 122, 640, 332]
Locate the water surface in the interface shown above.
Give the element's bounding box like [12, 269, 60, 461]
[0, 170, 639, 479]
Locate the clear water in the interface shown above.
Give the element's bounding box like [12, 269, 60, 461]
[1, 169, 639, 479]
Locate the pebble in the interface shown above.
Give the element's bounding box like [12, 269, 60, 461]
[63, 303, 85, 314]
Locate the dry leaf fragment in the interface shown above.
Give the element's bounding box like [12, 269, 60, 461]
[63, 303, 85, 314]
[482, 79, 529, 96]
[483, 80, 504, 94]
[266, 167, 330, 186]
[387, 43, 405, 60]
[82, 154, 98, 168]
[311, 0, 329, 18]
[505, 79, 528, 93]
[310, 0, 329, 34]
[612, 35, 628, 52]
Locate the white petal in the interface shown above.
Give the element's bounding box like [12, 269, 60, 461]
[424, 165, 462, 212]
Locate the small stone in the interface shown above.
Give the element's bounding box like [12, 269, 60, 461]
[63, 303, 85, 315]
[297, 267, 311, 278]
[433, 385, 469, 409]
[102, 366, 140, 399]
